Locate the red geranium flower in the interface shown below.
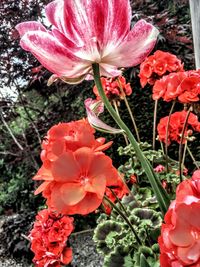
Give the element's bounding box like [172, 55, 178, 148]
[34, 147, 119, 215]
[158, 171, 200, 266]
[153, 70, 200, 103]
[139, 50, 184, 88]
[93, 76, 132, 101]
[29, 209, 74, 267]
[157, 110, 200, 145]
[41, 119, 112, 162]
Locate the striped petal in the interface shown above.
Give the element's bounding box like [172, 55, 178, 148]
[20, 31, 91, 77]
[102, 20, 159, 67]
[15, 21, 47, 37]
[45, 0, 131, 49]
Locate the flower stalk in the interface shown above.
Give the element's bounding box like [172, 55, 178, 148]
[93, 63, 170, 216]
[178, 106, 192, 181]
[103, 195, 142, 245]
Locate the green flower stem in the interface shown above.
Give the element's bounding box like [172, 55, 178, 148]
[109, 187, 129, 217]
[153, 100, 158, 151]
[165, 101, 176, 172]
[187, 146, 200, 169]
[113, 100, 129, 145]
[117, 79, 141, 142]
[178, 107, 192, 182]
[103, 195, 142, 245]
[92, 63, 170, 215]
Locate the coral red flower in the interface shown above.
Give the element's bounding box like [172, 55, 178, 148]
[34, 147, 119, 215]
[153, 70, 200, 103]
[139, 50, 184, 88]
[29, 209, 74, 267]
[157, 110, 200, 145]
[158, 171, 200, 266]
[41, 119, 113, 162]
[16, 0, 158, 84]
[93, 76, 132, 101]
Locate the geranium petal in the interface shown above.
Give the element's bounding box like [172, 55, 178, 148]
[60, 183, 86, 206]
[16, 21, 47, 37]
[51, 152, 80, 182]
[34, 181, 51, 195]
[88, 153, 116, 182]
[20, 31, 91, 77]
[74, 147, 93, 173]
[103, 20, 159, 67]
[33, 165, 53, 181]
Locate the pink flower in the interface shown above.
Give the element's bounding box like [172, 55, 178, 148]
[16, 0, 159, 84]
[158, 171, 200, 266]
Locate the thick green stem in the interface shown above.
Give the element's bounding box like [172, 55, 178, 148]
[104, 195, 142, 245]
[113, 100, 129, 145]
[92, 63, 169, 215]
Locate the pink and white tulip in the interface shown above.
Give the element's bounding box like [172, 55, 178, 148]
[16, 0, 159, 84]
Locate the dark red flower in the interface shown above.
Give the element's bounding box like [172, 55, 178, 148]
[41, 119, 112, 162]
[93, 76, 132, 101]
[139, 50, 184, 88]
[153, 70, 200, 103]
[29, 209, 74, 267]
[157, 110, 200, 145]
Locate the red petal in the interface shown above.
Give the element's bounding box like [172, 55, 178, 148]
[51, 152, 79, 182]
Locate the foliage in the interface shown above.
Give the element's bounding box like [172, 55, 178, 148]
[94, 187, 162, 267]
[0, 0, 197, 264]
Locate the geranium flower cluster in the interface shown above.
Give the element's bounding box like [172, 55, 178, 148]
[157, 110, 200, 145]
[159, 170, 200, 266]
[153, 70, 200, 103]
[29, 209, 74, 267]
[139, 50, 184, 88]
[34, 119, 119, 215]
[93, 76, 132, 101]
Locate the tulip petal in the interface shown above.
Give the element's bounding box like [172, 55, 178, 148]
[85, 98, 123, 134]
[45, 0, 131, 50]
[51, 152, 80, 182]
[15, 21, 47, 37]
[20, 31, 91, 77]
[103, 20, 159, 67]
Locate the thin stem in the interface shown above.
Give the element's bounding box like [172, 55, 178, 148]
[179, 107, 192, 182]
[109, 188, 129, 217]
[187, 146, 200, 169]
[113, 100, 129, 145]
[165, 101, 176, 172]
[181, 140, 188, 175]
[103, 195, 142, 245]
[153, 100, 158, 150]
[118, 172, 136, 201]
[92, 63, 169, 215]
[0, 109, 24, 151]
[117, 79, 140, 142]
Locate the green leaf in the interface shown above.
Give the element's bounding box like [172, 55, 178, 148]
[140, 254, 151, 267]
